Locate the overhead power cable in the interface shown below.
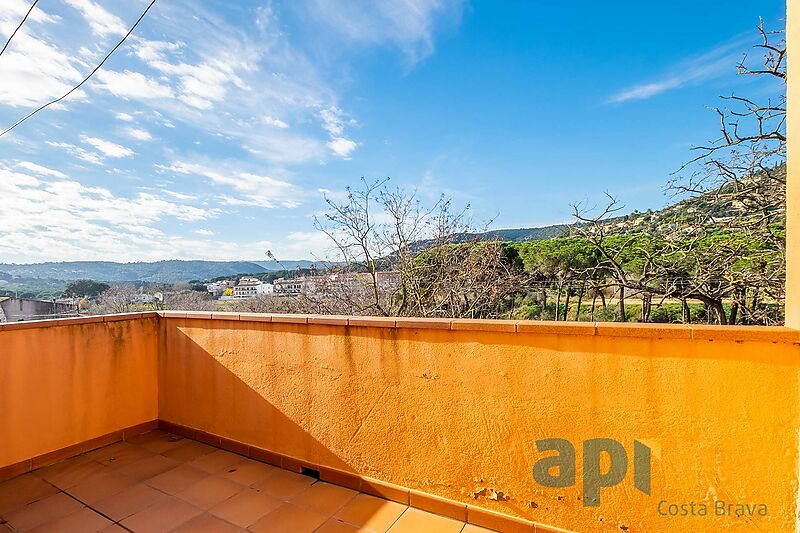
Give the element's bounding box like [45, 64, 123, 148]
[0, 0, 157, 138]
[0, 0, 40, 57]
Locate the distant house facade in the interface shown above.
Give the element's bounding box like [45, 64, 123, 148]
[232, 277, 273, 299]
[0, 297, 78, 322]
[206, 280, 234, 297]
[273, 271, 400, 298]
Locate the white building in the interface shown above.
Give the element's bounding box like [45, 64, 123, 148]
[232, 277, 274, 299]
[273, 271, 400, 298]
[206, 280, 234, 297]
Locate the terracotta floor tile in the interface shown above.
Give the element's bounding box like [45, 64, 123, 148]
[127, 431, 185, 454]
[188, 449, 243, 474]
[334, 494, 407, 532]
[28, 507, 112, 533]
[92, 482, 169, 521]
[114, 454, 180, 481]
[169, 512, 245, 532]
[0, 474, 59, 515]
[84, 441, 128, 461]
[221, 459, 279, 486]
[461, 524, 498, 533]
[161, 440, 216, 462]
[176, 475, 243, 509]
[290, 482, 357, 517]
[248, 503, 327, 533]
[99, 525, 128, 532]
[34, 456, 108, 490]
[87, 442, 153, 468]
[103, 446, 155, 468]
[3, 492, 83, 531]
[252, 469, 315, 501]
[315, 519, 371, 533]
[209, 487, 282, 528]
[144, 464, 206, 495]
[120, 496, 203, 533]
[388, 508, 465, 533]
[64, 470, 136, 504]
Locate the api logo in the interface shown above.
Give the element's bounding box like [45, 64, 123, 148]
[532, 438, 651, 507]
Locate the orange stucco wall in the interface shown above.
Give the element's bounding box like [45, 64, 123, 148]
[159, 315, 800, 532]
[0, 316, 159, 468]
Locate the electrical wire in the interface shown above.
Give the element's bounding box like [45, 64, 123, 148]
[0, 0, 157, 138]
[0, 0, 40, 57]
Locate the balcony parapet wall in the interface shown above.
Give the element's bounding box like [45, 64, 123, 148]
[2, 312, 799, 532]
[4, 311, 799, 343]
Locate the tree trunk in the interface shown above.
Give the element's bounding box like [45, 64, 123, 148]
[751, 288, 760, 323]
[541, 288, 547, 319]
[555, 282, 563, 321]
[713, 300, 728, 325]
[563, 284, 571, 321]
[618, 285, 626, 322]
[574, 283, 585, 321]
[681, 298, 690, 323]
[590, 289, 598, 321]
[729, 301, 739, 325]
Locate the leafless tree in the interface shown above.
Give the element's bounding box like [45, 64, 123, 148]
[666, 18, 786, 324]
[92, 285, 138, 314]
[310, 178, 526, 318]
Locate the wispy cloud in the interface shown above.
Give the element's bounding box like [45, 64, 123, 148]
[62, 0, 126, 37]
[17, 161, 67, 178]
[123, 127, 153, 141]
[0, 163, 222, 262]
[0, 1, 84, 107]
[80, 135, 135, 158]
[45, 141, 103, 165]
[607, 35, 751, 104]
[320, 106, 357, 158]
[301, 0, 464, 65]
[157, 160, 301, 209]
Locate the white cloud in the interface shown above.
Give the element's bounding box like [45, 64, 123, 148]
[17, 161, 67, 178]
[82, 5, 343, 166]
[46, 141, 103, 165]
[608, 35, 751, 104]
[159, 160, 300, 208]
[0, 3, 85, 107]
[327, 137, 357, 159]
[94, 69, 175, 100]
[63, 0, 127, 37]
[124, 127, 153, 141]
[160, 189, 197, 201]
[320, 106, 357, 158]
[115, 112, 135, 121]
[80, 135, 135, 158]
[264, 116, 289, 128]
[195, 229, 214, 236]
[302, 0, 464, 64]
[0, 164, 223, 262]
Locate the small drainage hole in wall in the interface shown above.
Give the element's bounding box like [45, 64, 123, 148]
[301, 467, 320, 479]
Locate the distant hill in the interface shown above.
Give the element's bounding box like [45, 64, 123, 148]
[0, 259, 339, 284]
[0, 260, 269, 284]
[252, 260, 334, 271]
[461, 224, 571, 243]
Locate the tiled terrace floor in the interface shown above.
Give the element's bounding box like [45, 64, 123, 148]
[0, 431, 496, 533]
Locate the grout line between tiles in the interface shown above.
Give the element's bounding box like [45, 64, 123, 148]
[39, 478, 135, 533]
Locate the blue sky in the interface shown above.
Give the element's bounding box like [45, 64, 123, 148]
[0, 0, 786, 263]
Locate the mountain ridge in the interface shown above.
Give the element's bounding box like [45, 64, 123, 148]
[0, 259, 329, 284]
